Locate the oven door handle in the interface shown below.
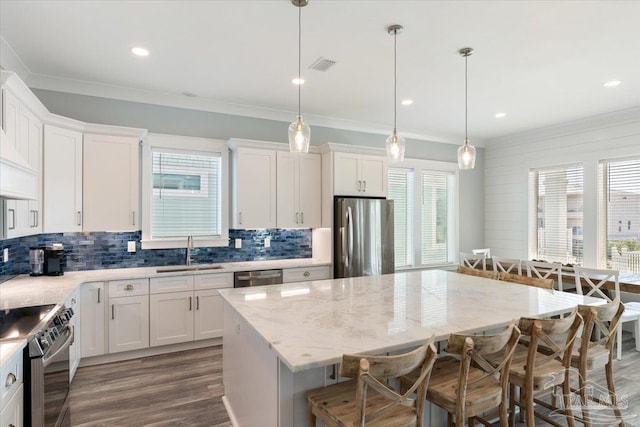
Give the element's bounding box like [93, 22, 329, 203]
[42, 326, 73, 368]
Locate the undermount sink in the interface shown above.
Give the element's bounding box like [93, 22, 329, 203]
[156, 264, 225, 273]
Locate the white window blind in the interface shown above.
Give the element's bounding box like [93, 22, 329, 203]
[421, 171, 450, 265]
[530, 166, 583, 264]
[151, 150, 222, 238]
[388, 168, 414, 268]
[599, 158, 640, 273]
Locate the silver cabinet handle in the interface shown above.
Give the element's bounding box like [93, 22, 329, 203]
[77, 211, 82, 226]
[5, 372, 16, 387]
[295, 212, 299, 224]
[111, 304, 115, 320]
[124, 284, 134, 291]
[7, 208, 15, 230]
[30, 210, 38, 227]
[132, 211, 136, 226]
[303, 271, 310, 277]
[189, 296, 192, 311]
[357, 180, 362, 192]
[196, 296, 200, 310]
[363, 180, 367, 192]
[97, 288, 101, 303]
[301, 212, 304, 224]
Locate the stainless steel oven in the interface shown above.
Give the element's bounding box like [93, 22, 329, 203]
[23, 304, 75, 427]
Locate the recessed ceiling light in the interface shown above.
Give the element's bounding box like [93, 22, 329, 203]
[495, 112, 507, 118]
[131, 47, 149, 57]
[292, 77, 305, 85]
[401, 99, 413, 106]
[603, 80, 621, 88]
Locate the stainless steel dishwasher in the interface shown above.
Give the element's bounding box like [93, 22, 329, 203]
[234, 269, 283, 288]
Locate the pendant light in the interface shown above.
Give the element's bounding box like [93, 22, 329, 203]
[385, 24, 405, 162]
[288, 0, 311, 153]
[457, 47, 476, 170]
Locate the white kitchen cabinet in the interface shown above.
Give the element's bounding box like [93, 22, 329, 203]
[108, 292, 149, 354]
[333, 152, 387, 197]
[80, 282, 106, 358]
[0, 384, 23, 427]
[83, 133, 139, 231]
[43, 125, 83, 233]
[232, 147, 277, 229]
[66, 289, 81, 381]
[150, 291, 194, 347]
[194, 288, 224, 340]
[276, 152, 321, 228]
[282, 265, 331, 283]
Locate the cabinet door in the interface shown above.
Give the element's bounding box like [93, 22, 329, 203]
[276, 151, 299, 228]
[333, 153, 360, 196]
[149, 291, 194, 347]
[235, 148, 276, 228]
[83, 134, 139, 231]
[2, 89, 19, 152]
[66, 289, 81, 381]
[0, 384, 23, 427]
[298, 153, 322, 228]
[194, 289, 224, 340]
[360, 155, 387, 197]
[108, 295, 149, 353]
[43, 125, 83, 232]
[80, 282, 106, 358]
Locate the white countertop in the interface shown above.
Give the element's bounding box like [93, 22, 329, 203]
[219, 269, 604, 372]
[0, 339, 26, 368]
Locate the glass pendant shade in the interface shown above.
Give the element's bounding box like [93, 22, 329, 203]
[457, 139, 476, 169]
[386, 131, 406, 162]
[288, 115, 311, 153]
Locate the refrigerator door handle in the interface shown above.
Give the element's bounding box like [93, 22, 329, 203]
[346, 206, 354, 269]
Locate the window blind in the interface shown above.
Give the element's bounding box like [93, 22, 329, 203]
[531, 166, 584, 264]
[421, 171, 450, 265]
[388, 168, 414, 268]
[151, 150, 221, 239]
[599, 159, 640, 273]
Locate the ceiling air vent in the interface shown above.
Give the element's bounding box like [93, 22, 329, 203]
[308, 57, 336, 72]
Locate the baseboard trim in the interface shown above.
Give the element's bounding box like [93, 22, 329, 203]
[222, 396, 239, 427]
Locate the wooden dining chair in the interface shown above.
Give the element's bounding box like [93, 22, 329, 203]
[501, 309, 583, 427]
[498, 272, 554, 290]
[457, 265, 499, 280]
[460, 252, 486, 270]
[526, 260, 564, 291]
[492, 256, 522, 275]
[307, 337, 437, 427]
[574, 266, 640, 360]
[400, 322, 521, 426]
[572, 301, 626, 427]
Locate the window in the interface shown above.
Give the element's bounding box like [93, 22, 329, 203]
[529, 166, 584, 264]
[388, 160, 457, 269]
[599, 158, 640, 273]
[142, 134, 229, 249]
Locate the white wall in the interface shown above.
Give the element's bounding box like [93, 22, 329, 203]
[484, 107, 640, 267]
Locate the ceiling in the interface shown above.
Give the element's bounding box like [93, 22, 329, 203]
[1, 1, 639, 146]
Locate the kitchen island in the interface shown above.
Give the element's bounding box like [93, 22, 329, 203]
[220, 269, 603, 427]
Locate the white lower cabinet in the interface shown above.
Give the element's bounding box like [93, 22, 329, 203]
[194, 288, 224, 340]
[66, 289, 81, 381]
[80, 282, 106, 358]
[108, 279, 150, 354]
[0, 384, 23, 427]
[150, 291, 194, 347]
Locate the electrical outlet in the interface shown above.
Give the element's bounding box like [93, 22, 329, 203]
[3, 248, 8, 263]
[235, 238, 242, 249]
[127, 241, 136, 253]
[264, 238, 271, 248]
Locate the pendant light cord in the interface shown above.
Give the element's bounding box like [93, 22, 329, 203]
[297, 5, 302, 117]
[464, 53, 468, 144]
[393, 30, 397, 133]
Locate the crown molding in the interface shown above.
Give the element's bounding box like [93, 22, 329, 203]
[227, 138, 322, 153]
[318, 142, 387, 156]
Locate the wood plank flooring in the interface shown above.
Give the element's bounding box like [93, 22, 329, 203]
[69, 332, 640, 426]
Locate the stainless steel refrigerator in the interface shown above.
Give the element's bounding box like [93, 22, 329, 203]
[334, 197, 394, 278]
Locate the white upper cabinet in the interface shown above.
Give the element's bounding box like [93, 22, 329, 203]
[232, 147, 277, 229]
[43, 125, 83, 233]
[276, 151, 321, 228]
[333, 152, 387, 197]
[83, 134, 139, 231]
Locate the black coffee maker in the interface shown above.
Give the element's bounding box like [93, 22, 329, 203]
[43, 243, 64, 276]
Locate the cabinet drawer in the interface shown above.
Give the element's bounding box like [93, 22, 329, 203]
[150, 275, 194, 294]
[283, 266, 331, 283]
[194, 272, 234, 290]
[1, 345, 23, 409]
[108, 278, 149, 297]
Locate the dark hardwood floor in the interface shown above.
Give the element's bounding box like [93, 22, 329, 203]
[69, 332, 640, 426]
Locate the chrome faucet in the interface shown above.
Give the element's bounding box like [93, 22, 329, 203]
[186, 235, 194, 266]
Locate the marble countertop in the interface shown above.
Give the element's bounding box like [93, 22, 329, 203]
[0, 339, 26, 369]
[0, 258, 330, 310]
[219, 269, 604, 373]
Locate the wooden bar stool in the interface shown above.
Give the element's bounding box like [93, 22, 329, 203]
[501, 309, 583, 427]
[457, 265, 499, 280]
[401, 322, 521, 426]
[307, 337, 437, 427]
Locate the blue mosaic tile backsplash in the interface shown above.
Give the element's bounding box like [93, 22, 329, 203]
[0, 229, 312, 282]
